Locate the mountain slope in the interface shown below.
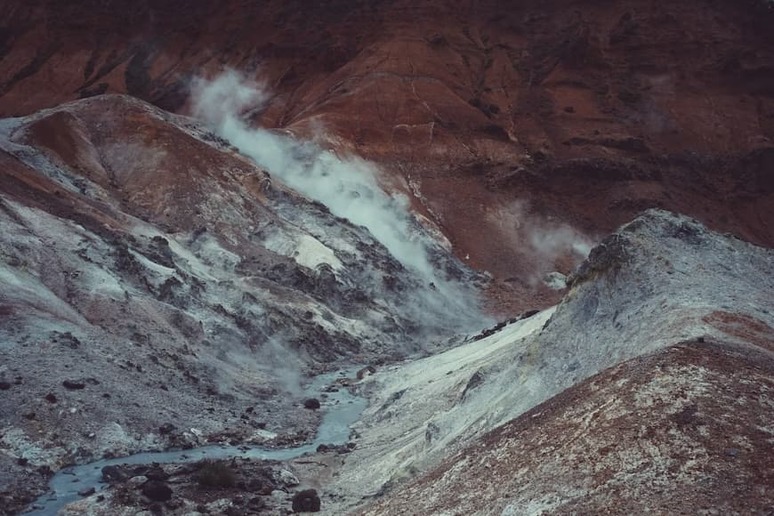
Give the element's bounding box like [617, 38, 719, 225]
[0, 94, 485, 513]
[1, 0, 773, 312]
[319, 209, 774, 514]
[362, 340, 774, 515]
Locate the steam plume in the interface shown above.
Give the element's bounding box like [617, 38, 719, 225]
[190, 70, 488, 336]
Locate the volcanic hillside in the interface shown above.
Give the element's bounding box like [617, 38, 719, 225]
[0, 1, 773, 515]
[1, 0, 773, 310]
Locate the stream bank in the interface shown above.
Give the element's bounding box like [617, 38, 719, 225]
[25, 370, 367, 515]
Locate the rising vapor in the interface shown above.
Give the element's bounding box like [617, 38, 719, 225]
[190, 70, 489, 335]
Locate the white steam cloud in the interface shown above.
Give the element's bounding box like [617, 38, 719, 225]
[491, 200, 594, 285]
[191, 70, 438, 279]
[190, 70, 487, 334]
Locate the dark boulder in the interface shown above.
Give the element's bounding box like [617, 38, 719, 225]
[303, 398, 321, 410]
[141, 480, 173, 502]
[292, 489, 321, 512]
[101, 465, 127, 483]
[145, 466, 169, 481]
[62, 380, 86, 390]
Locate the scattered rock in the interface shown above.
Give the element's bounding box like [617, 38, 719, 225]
[316, 442, 356, 454]
[62, 380, 86, 390]
[0, 381, 11, 390]
[141, 480, 173, 502]
[292, 489, 321, 512]
[44, 393, 57, 403]
[303, 398, 321, 410]
[78, 487, 96, 497]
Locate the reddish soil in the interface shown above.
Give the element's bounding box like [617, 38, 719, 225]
[1, 0, 773, 313]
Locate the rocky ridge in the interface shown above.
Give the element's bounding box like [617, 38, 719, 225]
[319, 209, 774, 514]
[0, 93, 485, 514]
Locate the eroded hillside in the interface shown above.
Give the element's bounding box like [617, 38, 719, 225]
[0, 93, 487, 513]
[0, 2, 772, 515]
[1, 0, 773, 311]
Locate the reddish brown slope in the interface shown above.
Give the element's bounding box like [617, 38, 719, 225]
[1, 0, 773, 312]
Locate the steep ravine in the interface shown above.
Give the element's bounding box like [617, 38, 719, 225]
[19, 209, 773, 515]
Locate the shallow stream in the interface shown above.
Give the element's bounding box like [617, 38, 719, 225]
[26, 370, 366, 514]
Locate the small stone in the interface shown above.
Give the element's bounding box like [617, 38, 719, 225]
[0, 381, 11, 390]
[44, 393, 57, 403]
[77, 487, 96, 497]
[127, 475, 148, 487]
[292, 489, 321, 512]
[303, 398, 321, 410]
[62, 380, 86, 390]
[142, 480, 173, 502]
